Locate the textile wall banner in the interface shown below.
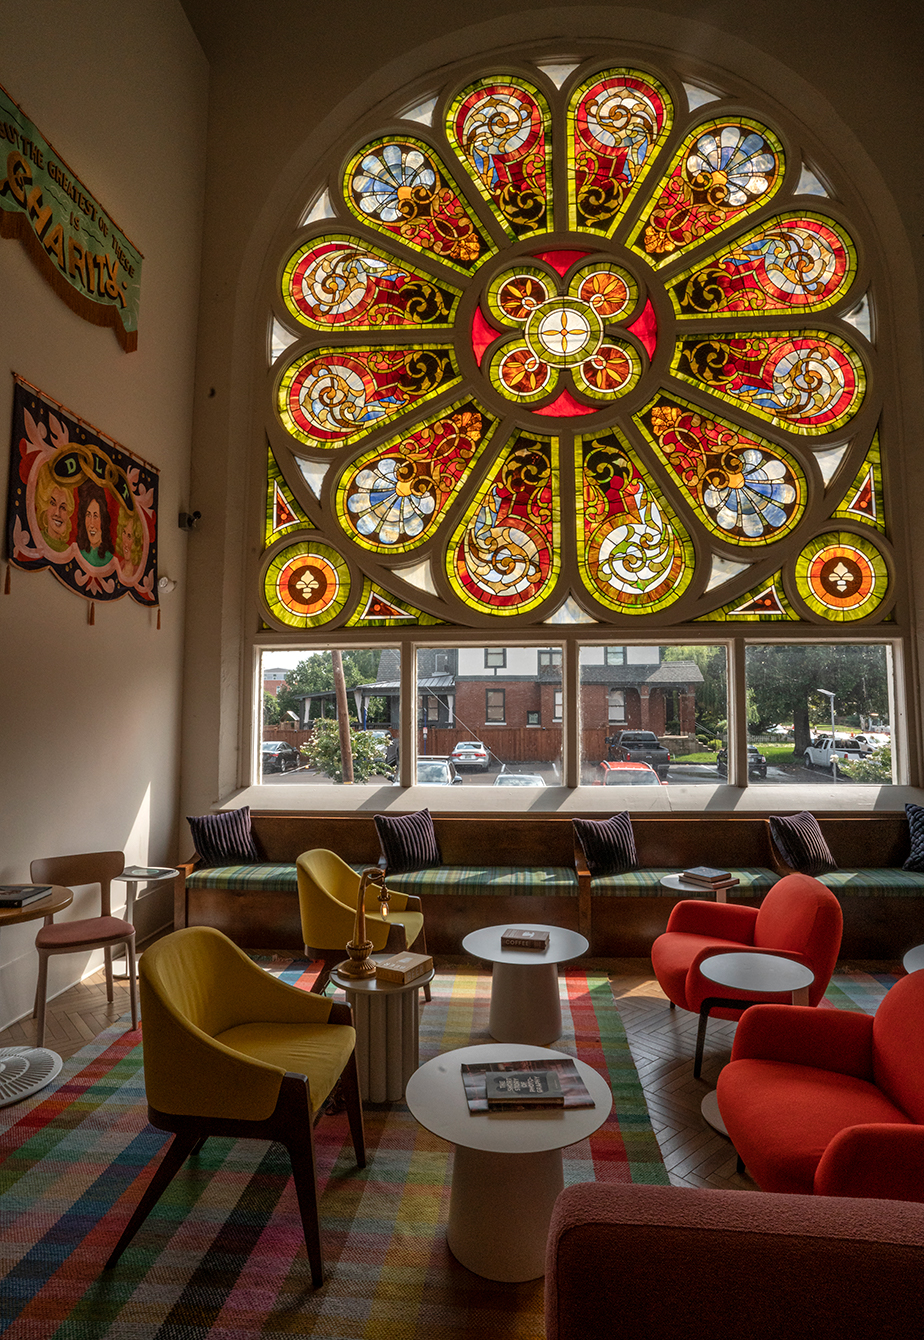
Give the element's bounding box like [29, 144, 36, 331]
[0, 83, 142, 352]
[6, 377, 158, 607]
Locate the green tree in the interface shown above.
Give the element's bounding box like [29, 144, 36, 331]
[263, 691, 281, 726]
[275, 650, 383, 720]
[662, 645, 727, 732]
[300, 719, 388, 783]
[744, 644, 889, 756]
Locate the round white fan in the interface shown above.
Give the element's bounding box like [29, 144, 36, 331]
[0, 1046, 62, 1106]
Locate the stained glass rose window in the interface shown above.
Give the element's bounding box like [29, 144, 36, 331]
[262, 62, 890, 631]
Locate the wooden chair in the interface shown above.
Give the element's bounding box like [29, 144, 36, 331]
[29, 850, 138, 1047]
[105, 926, 365, 1286]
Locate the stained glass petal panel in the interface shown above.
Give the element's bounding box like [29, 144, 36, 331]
[671, 331, 865, 436]
[668, 213, 857, 319]
[446, 78, 552, 238]
[282, 235, 461, 331]
[636, 393, 806, 544]
[277, 345, 460, 449]
[577, 429, 695, 614]
[263, 540, 351, 628]
[446, 431, 560, 615]
[344, 137, 494, 272]
[567, 69, 674, 234]
[335, 399, 496, 553]
[794, 530, 888, 621]
[629, 118, 784, 266]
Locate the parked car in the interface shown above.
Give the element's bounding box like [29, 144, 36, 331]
[450, 740, 490, 771]
[605, 730, 671, 778]
[493, 772, 546, 786]
[415, 757, 463, 785]
[593, 761, 666, 786]
[716, 745, 767, 779]
[852, 732, 890, 754]
[261, 740, 301, 773]
[803, 736, 864, 770]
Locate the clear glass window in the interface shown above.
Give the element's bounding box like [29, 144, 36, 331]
[744, 643, 893, 784]
[260, 647, 398, 784]
[485, 648, 507, 669]
[486, 688, 506, 721]
[579, 645, 727, 785]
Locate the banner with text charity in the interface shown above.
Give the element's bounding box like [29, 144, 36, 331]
[6, 377, 159, 606]
[0, 83, 142, 351]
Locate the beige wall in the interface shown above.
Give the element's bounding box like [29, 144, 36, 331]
[0, 0, 207, 1027]
[177, 0, 924, 818]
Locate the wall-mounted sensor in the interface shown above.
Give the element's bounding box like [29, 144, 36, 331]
[178, 510, 201, 531]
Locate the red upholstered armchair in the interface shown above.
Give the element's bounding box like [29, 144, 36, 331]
[650, 873, 843, 1076]
[716, 968, 924, 1199]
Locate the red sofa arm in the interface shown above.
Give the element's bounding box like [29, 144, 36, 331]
[730, 1001, 875, 1078]
[664, 899, 758, 939]
[545, 1182, 924, 1340]
[815, 1123, 924, 1200]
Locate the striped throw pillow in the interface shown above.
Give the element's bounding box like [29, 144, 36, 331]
[769, 811, 837, 875]
[903, 804, 924, 872]
[375, 809, 441, 873]
[573, 813, 637, 877]
[187, 806, 259, 867]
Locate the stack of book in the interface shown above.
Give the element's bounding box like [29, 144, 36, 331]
[681, 865, 740, 893]
[0, 884, 52, 907]
[460, 1058, 595, 1113]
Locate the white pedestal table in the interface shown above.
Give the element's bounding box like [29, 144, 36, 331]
[462, 924, 588, 1044]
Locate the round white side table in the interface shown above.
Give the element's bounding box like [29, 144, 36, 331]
[462, 924, 588, 1044]
[405, 1042, 612, 1281]
[660, 873, 733, 903]
[330, 957, 435, 1102]
[698, 951, 815, 1136]
[903, 944, 924, 974]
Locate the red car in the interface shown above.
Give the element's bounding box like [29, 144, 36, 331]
[593, 761, 667, 787]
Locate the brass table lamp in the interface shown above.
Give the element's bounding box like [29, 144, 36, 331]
[337, 867, 391, 979]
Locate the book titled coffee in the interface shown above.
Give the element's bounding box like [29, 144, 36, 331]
[485, 1070, 564, 1108]
[374, 951, 433, 984]
[501, 927, 550, 951]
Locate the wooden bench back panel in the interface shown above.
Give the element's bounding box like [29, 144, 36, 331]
[815, 816, 910, 868]
[251, 814, 381, 864]
[631, 817, 773, 869]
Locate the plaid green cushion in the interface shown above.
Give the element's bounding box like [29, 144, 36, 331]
[186, 863, 300, 892]
[815, 869, 924, 898]
[590, 867, 779, 897]
[385, 865, 578, 896]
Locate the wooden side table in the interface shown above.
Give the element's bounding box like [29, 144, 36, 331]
[329, 956, 435, 1102]
[0, 885, 73, 1105]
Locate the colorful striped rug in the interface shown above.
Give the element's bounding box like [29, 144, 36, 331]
[0, 965, 667, 1339]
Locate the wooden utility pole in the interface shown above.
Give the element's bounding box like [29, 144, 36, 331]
[331, 650, 354, 783]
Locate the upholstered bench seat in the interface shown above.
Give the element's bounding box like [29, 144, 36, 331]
[185, 862, 366, 894]
[812, 868, 924, 897]
[383, 864, 578, 896]
[590, 866, 778, 896]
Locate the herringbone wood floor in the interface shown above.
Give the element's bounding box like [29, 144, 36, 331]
[0, 955, 897, 1193]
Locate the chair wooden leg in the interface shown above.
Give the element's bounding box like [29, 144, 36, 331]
[279, 1079, 325, 1287]
[694, 1003, 712, 1079]
[339, 1050, 366, 1169]
[106, 1129, 201, 1268]
[34, 952, 49, 1048]
[420, 927, 431, 1003]
[737, 1153, 745, 1175]
[124, 937, 139, 1029]
[103, 945, 114, 1003]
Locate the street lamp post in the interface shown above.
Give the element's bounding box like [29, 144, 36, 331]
[818, 689, 837, 783]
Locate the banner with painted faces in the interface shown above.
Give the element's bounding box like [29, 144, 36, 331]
[6, 379, 158, 605]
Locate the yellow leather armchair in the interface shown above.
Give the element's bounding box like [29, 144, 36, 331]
[296, 848, 428, 995]
[106, 926, 365, 1287]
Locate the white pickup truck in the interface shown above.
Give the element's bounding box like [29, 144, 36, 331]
[803, 735, 864, 771]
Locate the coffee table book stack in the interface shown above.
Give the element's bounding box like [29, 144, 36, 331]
[682, 866, 740, 895]
[501, 927, 551, 951]
[372, 950, 433, 984]
[460, 1058, 594, 1113]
